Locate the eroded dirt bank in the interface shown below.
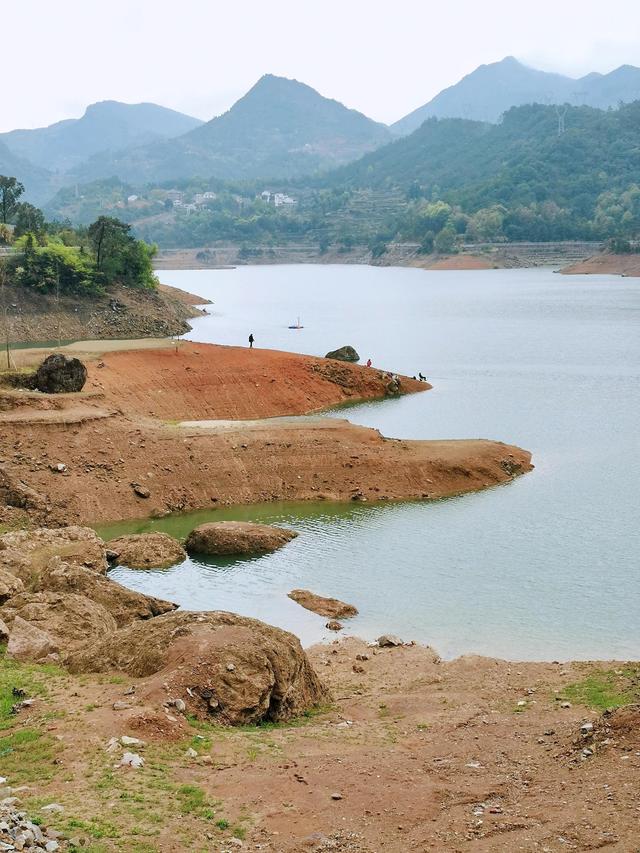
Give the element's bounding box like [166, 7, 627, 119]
[1, 281, 205, 345]
[0, 342, 531, 526]
[561, 253, 640, 277]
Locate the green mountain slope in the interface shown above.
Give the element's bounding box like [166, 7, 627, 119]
[333, 101, 640, 217]
[69, 75, 392, 185]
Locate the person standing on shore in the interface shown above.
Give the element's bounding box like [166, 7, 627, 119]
[249, 333, 254, 349]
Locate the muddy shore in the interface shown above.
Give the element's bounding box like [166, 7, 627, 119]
[0, 341, 530, 527]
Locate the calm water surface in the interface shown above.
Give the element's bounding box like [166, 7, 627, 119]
[105, 265, 640, 660]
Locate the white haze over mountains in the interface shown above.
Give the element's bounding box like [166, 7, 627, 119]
[3, 0, 640, 132]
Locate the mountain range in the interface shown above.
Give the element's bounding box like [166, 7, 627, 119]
[69, 75, 391, 186]
[2, 58, 640, 206]
[391, 56, 640, 134]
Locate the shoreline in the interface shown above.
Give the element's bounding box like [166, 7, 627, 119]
[0, 340, 530, 528]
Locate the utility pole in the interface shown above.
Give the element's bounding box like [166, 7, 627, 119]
[0, 262, 11, 370]
[555, 104, 568, 136]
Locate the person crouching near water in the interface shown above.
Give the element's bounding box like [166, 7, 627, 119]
[249, 333, 254, 349]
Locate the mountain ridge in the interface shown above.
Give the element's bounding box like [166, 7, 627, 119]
[391, 56, 640, 134]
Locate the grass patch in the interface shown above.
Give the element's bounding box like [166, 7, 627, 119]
[176, 784, 218, 820]
[0, 648, 64, 728]
[0, 728, 62, 783]
[562, 667, 640, 710]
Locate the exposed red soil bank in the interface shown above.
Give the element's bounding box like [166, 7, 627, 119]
[561, 253, 640, 277]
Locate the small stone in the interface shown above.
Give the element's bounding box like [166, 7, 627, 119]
[226, 663, 236, 672]
[330, 792, 343, 800]
[560, 701, 572, 709]
[516, 700, 527, 707]
[112, 701, 131, 711]
[120, 736, 145, 747]
[40, 803, 64, 813]
[377, 634, 403, 647]
[174, 698, 186, 712]
[131, 483, 150, 499]
[119, 751, 144, 768]
[186, 747, 198, 758]
[355, 653, 369, 661]
[45, 842, 60, 852]
[580, 722, 594, 735]
[123, 686, 135, 696]
[326, 620, 343, 631]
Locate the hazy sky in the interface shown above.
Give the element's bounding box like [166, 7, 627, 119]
[3, 0, 640, 132]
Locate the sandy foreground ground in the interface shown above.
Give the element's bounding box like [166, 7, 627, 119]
[2, 637, 638, 852]
[0, 341, 530, 526]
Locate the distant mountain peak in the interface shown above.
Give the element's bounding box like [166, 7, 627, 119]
[392, 57, 640, 134]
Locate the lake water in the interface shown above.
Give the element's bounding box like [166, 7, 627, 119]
[105, 265, 640, 661]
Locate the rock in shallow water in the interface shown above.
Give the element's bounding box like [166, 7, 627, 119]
[185, 521, 297, 556]
[288, 589, 358, 619]
[106, 532, 186, 569]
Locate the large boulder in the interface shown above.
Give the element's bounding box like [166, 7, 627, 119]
[106, 532, 186, 569]
[67, 611, 330, 726]
[0, 569, 24, 605]
[185, 521, 297, 556]
[0, 526, 108, 582]
[2, 591, 116, 658]
[6, 615, 58, 662]
[38, 557, 177, 627]
[34, 353, 87, 394]
[325, 345, 360, 362]
[288, 589, 358, 619]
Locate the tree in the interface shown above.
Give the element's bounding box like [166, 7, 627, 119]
[14, 203, 46, 241]
[87, 216, 131, 273]
[0, 176, 25, 224]
[434, 226, 457, 254]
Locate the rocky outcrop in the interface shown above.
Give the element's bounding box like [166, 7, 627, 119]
[67, 610, 330, 726]
[33, 353, 88, 394]
[325, 345, 360, 362]
[0, 569, 24, 605]
[0, 527, 177, 661]
[2, 591, 117, 653]
[0, 526, 108, 582]
[288, 589, 358, 619]
[38, 557, 177, 627]
[5, 615, 58, 662]
[185, 521, 297, 556]
[106, 532, 186, 569]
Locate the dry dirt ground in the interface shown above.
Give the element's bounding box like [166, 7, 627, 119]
[0, 342, 530, 526]
[561, 254, 640, 277]
[2, 639, 638, 852]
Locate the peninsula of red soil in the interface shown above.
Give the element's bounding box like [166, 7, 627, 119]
[0, 342, 531, 526]
[561, 253, 640, 277]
